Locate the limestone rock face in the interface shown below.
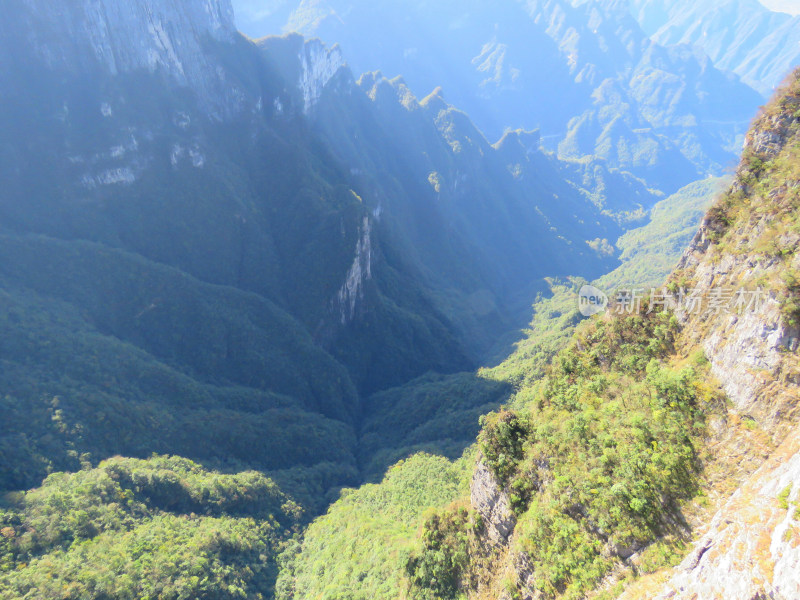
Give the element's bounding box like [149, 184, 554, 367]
[471, 460, 516, 546]
[299, 39, 346, 114]
[648, 69, 800, 600]
[656, 424, 800, 600]
[672, 81, 800, 434]
[6, 0, 241, 116]
[19, 0, 235, 71]
[334, 216, 373, 325]
[744, 113, 799, 162]
[674, 245, 800, 431]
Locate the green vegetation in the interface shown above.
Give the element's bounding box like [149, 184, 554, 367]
[410, 309, 723, 599]
[0, 456, 300, 599]
[275, 453, 471, 600]
[0, 263, 359, 509]
[0, 6, 779, 599]
[0, 20, 658, 515]
[359, 372, 510, 481]
[703, 69, 800, 327]
[483, 176, 719, 396]
[405, 505, 474, 600]
[781, 269, 800, 326]
[599, 178, 723, 292]
[270, 174, 720, 598]
[482, 279, 587, 394]
[778, 485, 792, 510]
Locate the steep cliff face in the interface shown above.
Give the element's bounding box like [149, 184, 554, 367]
[4, 0, 240, 117]
[421, 69, 800, 600]
[644, 68, 800, 600]
[654, 426, 800, 599]
[299, 39, 346, 114]
[470, 460, 516, 547]
[670, 68, 800, 436]
[333, 215, 373, 325]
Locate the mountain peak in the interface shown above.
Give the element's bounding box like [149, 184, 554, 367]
[299, 37, 346, 113]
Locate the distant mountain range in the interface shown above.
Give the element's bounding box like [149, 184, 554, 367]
[233, 0, 763, 192]
[629, 0, 800, 96]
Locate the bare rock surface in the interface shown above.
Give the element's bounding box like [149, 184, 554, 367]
[9, 0, 242, 116]
[471, 460, 516, 546]
[656, 423, 800, 600]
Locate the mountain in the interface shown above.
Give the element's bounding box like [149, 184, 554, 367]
[647, 66, 800, 600]
[410, 68, 800, 600]
[0, 0, 668, 596]
[275, 69, 800, 600]
[629, 0, 800, 97]
[233, 0, 762, 192]
[0, 0, 662, 509]
[273, 175, 720, 600]
[2, 1, 794, 598]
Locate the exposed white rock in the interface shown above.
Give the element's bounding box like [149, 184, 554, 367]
[674, 247, 799, 423]
[299, 40, 345, 114]
[82, 167, 136, 187]
[147, 19, 185, 76]
[173, 112, 192, 130]
[656, 425, 800, 600]
[702, 298, 791, 411]
[189, 146, 205, 168]
[80, 174, 97, 188]
[171, 144, 185, 166]
[673, 209, 800, 435]
[335, 216, 372, 325]
[19, 0, 240, 116]
[98, 167, 136, 185]
[471, 460, 516, 546]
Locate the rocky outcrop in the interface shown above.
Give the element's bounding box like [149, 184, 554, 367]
[671, 71, 800, 434]
[509, 552, 541, 600]
[299, 39, 346, 114]
[333, 216, 373, 325]
[471, 460, 516, 546]
[656, 423, 800, 600]
[672, 245, 800, 433]
[646, 69, 800, 600]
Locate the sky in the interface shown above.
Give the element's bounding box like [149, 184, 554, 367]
[758, 0, 800, 14]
